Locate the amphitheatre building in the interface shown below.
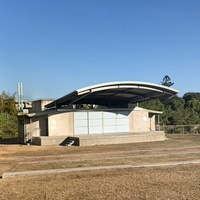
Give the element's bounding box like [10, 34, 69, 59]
[18, 81, 179, 146]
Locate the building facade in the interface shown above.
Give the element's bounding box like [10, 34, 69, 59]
[18, 81, 178, 146]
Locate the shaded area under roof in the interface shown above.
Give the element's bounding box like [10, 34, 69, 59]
[45, 81, 179, 109]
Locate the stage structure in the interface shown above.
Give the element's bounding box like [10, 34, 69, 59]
[18, 81, 179, 146]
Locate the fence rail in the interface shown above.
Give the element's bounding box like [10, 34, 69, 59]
[158, 124, 200, 134]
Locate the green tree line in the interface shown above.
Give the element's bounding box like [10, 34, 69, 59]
[140, 92, 200, 125]
[0, 91, 18, 138]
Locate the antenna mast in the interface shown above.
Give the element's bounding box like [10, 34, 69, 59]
[18, 82, 23, 111]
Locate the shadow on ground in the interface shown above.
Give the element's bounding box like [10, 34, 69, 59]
[0, 137, 19, 145]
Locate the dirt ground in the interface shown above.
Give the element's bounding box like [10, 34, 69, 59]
[0, 134, 200, 200]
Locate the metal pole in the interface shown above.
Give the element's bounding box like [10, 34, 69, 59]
[18, 82, 23, 111]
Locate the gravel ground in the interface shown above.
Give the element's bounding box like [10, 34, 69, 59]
[0, 134, 200, 200]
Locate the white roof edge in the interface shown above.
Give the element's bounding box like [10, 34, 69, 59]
[18, 113, 36, 117]
[76, 81, 179, 95]
[134, 106, 163, 114]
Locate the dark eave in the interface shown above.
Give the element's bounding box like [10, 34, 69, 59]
[45, 81, 179, 109]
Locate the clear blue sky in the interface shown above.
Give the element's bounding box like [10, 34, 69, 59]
[1, 0, 200, 100]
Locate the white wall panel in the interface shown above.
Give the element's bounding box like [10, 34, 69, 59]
[89, 127, 103, 134]
[74, 112, 87, 120]
[88, 112, 103, 134]
[104, 126, 116, 133]
[104, 118, 116, 126]
[116, 118, 129, 126]
[74, 120, 88, 127]
[74, 127, 88, 134]
[89, 119, 102, 126]
[74, 111, 129, 135]
[117, 126, 129, 132]
[74, 112, 88, 135]
[89, 112, 102, 118]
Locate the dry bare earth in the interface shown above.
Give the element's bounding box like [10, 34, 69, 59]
[0, 134, 200, 200]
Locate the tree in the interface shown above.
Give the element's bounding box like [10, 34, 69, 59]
[161, 75, 174, 87]
[140, 99, 164, 111]
[0, 91, 18, 138]
[139, 94, 200, 126]
[183, 92, 200, 102]
[166, 96, 185, 111]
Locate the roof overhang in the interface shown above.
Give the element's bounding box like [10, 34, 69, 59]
[134, 106, 163, 114]
[45, 81, 179, 109]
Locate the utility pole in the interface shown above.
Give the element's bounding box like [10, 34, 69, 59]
[18, 82, 23, 111]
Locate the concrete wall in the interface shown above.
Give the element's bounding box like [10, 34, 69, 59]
[24, 117, 48, 138]
[79, 131, 165, 146]
[48, 112, 74, 136]
[19, 109, 158, 144]
[29, 118, 40, 137]
[47, 109, 156, 137]
[18, 115, 49, 143]
[130, 110, 155, 132]
[32, 131, 166, 146]
[30, 100, 53, 112]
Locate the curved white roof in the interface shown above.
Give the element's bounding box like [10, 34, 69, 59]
[76, 81, 179, 95]
[46, 81, 179, 109]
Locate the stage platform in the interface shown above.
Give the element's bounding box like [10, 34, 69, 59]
[31, 131, 166, 146]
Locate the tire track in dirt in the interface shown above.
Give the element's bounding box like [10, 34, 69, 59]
[18, 150, 200, 165]
[3, 159, 200, 178]
[13, 145, 200, 159]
